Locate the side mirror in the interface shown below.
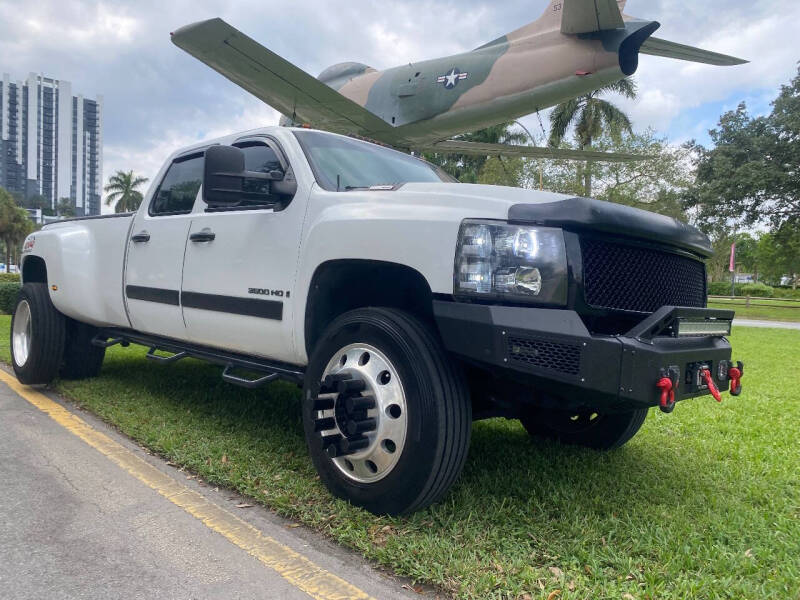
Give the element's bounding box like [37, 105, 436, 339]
[203, 145, 293, 207]
[203, 145, 246, 207]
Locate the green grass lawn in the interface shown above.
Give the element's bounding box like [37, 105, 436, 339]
[709, 299, 800, 322]
[1, 315, 798, 599]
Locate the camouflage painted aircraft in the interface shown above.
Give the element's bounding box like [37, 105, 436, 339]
[171, 0, 746, 162]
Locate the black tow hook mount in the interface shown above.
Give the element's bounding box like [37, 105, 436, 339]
[657, 366, 680, 414]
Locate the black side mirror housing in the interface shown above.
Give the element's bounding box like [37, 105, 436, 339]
[203, 145, 245, 206]
[203, 145, 297, 207]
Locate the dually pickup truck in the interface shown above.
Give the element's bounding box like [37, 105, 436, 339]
[13, 126, 743, 515]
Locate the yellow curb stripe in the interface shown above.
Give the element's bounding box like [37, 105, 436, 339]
[0, 370, 373, 600]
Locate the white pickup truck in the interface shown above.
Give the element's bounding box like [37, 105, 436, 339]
[12, 126, 743, 515]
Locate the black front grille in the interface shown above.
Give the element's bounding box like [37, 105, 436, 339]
[581, 238, 706, 313]
[507, 337, 581, 376]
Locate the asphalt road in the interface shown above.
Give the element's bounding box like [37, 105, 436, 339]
[0, 375, 417, 600]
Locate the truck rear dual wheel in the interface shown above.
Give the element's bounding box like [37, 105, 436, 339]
[61, 318, 106, 380]
[11, 283, 66, 385]
[520, 407, 648, 451]
[11, 282, 106, 385]
[303, 308, 471, 515]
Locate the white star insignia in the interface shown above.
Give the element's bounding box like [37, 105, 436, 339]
[445, 69, 459, 88]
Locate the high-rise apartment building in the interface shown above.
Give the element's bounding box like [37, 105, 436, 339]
[0, 73, 103, 216]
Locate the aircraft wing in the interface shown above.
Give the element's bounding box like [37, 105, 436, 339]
[421, 140, 650, 163]
[640, 37, 748, 66]
[170, 19, 399, 142]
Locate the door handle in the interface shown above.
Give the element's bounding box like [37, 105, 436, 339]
[131, 231, 150, 243]
[190, 229, 216, 243]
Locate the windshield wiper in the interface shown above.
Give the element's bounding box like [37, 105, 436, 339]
[344, 184, 397, 191]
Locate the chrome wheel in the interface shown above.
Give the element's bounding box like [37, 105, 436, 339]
[12, 300, 32, 367]
[315, 343, 407, 483]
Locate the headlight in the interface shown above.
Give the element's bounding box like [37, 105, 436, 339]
[454, 220, 568, 305]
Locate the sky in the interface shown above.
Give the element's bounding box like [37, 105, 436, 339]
[1, 0, 798, 213]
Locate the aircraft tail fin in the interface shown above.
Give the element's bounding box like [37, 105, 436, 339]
[559, 0, 625, 35]
[482, 0, 627, 48]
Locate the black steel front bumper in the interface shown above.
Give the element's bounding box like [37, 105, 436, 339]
[434, 301, 737, 412]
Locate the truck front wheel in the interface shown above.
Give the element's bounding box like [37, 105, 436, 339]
[11, 283, 66, 385]
[303, 308, 471, 515]
[520, 407, 648, 451]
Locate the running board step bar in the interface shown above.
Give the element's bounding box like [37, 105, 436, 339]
[97, 327, 305, 385]
[91, 336, 130, 348]
[146, 348, 189, 363]
[221, 364, 279, 389]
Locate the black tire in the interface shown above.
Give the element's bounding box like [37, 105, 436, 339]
[303, 308, 471, 515]
[10, 282, 66, 385]
[520, 407, 648, 451]
[60, 318, 106, 380]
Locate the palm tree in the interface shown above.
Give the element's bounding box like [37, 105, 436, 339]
[549, 78, 637, 197]
[0, 188, 33, 272]
[104, 171, 149, 213]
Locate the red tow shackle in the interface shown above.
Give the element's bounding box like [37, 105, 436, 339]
[657, 377, 676, 413]
[700, 368, 722, 403]
[728, 364, 743, 396]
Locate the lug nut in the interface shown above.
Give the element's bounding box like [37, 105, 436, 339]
[322, 434, 342, 457]
[313, 397, 336, 411]
[338, 379, 367, 395]
[321, 372, 352, 393]
[346, 418, 377, 436]
[314, 417, 336, 432]
[339, 436, 369, 455]
[345, 395, 376, 413]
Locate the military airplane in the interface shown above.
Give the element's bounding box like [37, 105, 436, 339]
[171, 0, 746, 162]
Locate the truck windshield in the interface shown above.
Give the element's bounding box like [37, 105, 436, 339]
[293, 130, 453, 191]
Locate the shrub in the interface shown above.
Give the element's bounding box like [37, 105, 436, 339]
[708, 282, 775, 297]
[0, 282, 21, 314]
[772, 287, 800, 299]
[0, 272, 21, 283]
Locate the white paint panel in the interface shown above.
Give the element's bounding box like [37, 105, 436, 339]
[125, 214, 192, 340]
[57, 80, 72, 200]
[24, 215, 134, 328]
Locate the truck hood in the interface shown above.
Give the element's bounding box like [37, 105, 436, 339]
[397, 183, 713, 258]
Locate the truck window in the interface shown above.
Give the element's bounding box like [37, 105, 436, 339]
[149, 154, 204, 216]
[293, 130, 452, 191]
[240, 142, 283, 173]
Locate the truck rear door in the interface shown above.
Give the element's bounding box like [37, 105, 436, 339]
[124, 152, 203, 340]
[179, 138, 306, 364]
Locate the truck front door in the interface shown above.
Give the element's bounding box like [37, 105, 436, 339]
[180, 138, 305, 364]
[124, 152, 203, 341]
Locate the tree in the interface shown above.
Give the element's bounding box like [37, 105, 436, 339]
[477, 156, 525, 187]
[759, 225, 800, 289]
[57, 198, 75, 218]
[548, 78, 637, 197]
[104, 171, 149, 213]
[0, 187, 34, 272]
[686, 64, 800, 232]
[422, 122, 528, 182]
[524, 129, 691, 220]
